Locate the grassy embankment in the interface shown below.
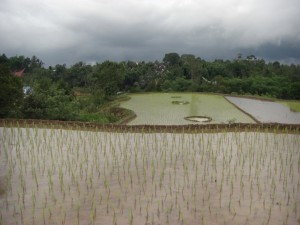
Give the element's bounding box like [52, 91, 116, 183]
[74, 88, 135, 124]
[279, 101, 300, 112]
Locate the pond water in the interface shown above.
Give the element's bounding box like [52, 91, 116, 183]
[226, 96, 300, 124]
[120, 93, 255, 125]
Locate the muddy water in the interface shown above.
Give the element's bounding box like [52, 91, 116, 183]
[226, 96, 300, 124]
[0, 127, 299, 225]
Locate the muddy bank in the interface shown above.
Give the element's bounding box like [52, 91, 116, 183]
[0, 119, 299, 133]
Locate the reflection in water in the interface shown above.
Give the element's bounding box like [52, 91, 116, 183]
[226, 96, 300, 124]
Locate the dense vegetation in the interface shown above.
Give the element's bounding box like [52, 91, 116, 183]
[0, 53, 300, 122]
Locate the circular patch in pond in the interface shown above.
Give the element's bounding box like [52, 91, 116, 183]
[184, 116, 212, 122]
[172, 100, 189, 105]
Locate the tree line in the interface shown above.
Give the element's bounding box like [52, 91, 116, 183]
[1, 53, 300, 121]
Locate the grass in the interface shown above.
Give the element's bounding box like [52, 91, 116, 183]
[77, 106, 134, 124]
[78, 112, 112, 123]
[278, 101, 300, 112]
[76, 93, 134, 124]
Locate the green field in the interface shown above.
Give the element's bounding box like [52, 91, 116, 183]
[119, 93, 255, 125]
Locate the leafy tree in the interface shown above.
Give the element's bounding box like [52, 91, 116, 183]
[65, 62, 92, 87]
[290, 82, 300, 99]
[9, 55, 30, 71]
[0, 64, 23, 117]
[22, 78, 78, 120]
[52, 64, 67, 81]
[124, 70, 140, 89]
[27, 56, 43, 72]
[180, 54, 203, 82]
[161, 77, 192, 92]
[163, 53, 180, 66]
[206, 61, 228, 79]
[0, 54, 8, 64]
[21, 67, 53, 87]
[246, 55, 257, 61]
[91, 61, 125, 99]
[8, 55, 43, 73]
[227, 61, 250, 78]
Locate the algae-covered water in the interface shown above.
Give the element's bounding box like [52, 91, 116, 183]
[120, 93, 255, 125]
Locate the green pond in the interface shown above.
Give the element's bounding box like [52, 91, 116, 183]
[120, 93, 256, 125]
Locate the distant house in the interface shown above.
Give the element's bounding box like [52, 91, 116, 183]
[23, 86, 32, 95]
[14, 68, 25, 77]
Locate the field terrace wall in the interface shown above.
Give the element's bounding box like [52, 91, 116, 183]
[1, 119, 300, 133]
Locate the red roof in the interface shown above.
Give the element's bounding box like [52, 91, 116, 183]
[14, 68, 25, 77]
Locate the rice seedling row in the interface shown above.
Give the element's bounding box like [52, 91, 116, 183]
[0, 125, 299, 224]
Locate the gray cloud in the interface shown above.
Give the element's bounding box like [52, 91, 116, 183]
[1, 0, 300, 66]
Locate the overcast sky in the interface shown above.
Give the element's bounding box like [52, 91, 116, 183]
[1, 0, 300, 66]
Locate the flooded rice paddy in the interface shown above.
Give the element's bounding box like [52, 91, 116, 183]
[120, 93, 255, 125]
[0, 127, 299, 225]
[226, 96, 300, 124]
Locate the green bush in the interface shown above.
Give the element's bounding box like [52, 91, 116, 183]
[22, 78, 79, 120]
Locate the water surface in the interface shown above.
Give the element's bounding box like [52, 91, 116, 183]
[226, 96, 300, 124]
[120, 93, 255, 125]
[1, 128, 299, 225]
